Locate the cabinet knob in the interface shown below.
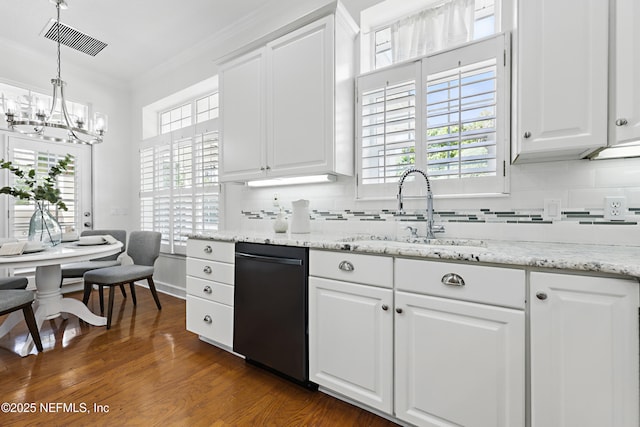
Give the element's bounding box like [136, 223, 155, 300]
[441, 273, 465, 287]
[203, 285, 212, 294]
[523, 131, 532, 139]
[616, 118, 628, 126]
[266, 165, 271, 170]
[536, 292, 548, 301]
[260, 166, 265, 171]
[203, 245, 212, 254]
[395, 307, 403, 314]
[381, 304, 389, 311]
[203, 266, 212, 274]
[203, 315, 212, 324]
[338, 260, 354, 272]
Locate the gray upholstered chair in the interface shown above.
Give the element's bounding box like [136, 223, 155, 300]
[82, 231, 162, 329]
[61, 229, 127, 279]
[61, 230, 127, 305]
[0, 290, 43, 352]
[0, 277, 28, 290]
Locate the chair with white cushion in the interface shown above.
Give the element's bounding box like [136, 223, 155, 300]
[82, 231, 162, 329]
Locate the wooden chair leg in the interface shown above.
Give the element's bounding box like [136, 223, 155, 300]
[22, 304, 43, 352]
[82, 282, 92, 304]
[119, 284, 127, 298]
[107, 286, 116, 330]
[129, 282, 137, 306]
[99, 285, 105, 314]
[147, 277, 162, 310]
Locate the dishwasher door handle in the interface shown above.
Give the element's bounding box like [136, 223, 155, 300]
[235, 252, 303, 266]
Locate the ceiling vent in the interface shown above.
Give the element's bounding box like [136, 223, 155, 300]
[41, 19, 107, 56]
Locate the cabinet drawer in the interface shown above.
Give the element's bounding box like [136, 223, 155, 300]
[186, 296, 233, 347]
[187, 258, 234, 285]
[187, 239, 235, 263]
[186, 276, 234, 306]
[310, 250, 393, 288]
[395, 259, 525, 309]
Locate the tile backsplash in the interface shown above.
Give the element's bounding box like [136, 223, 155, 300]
[226, 156, 640, 246]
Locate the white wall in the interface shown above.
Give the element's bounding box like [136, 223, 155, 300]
[0, 38, 135, 233]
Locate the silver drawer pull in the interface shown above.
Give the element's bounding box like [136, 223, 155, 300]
[203, 315, 212, 324]
[536, 292, 548, 301]
[338, 260, 354, 272]
[203, 266, 212, 274]
[203, 285, 212, 294]
[441, 273, 465, 287]
[204, 245, 213, 254]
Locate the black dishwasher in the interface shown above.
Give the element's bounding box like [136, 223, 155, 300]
[233, 242, 313, 387]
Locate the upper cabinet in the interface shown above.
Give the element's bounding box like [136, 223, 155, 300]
[219, 7, 358, 182]
[513, 0, 609, 162]
[612, 0, 640, 145]
[218, 48, 266, 181]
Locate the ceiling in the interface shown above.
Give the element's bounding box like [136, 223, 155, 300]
[0, 0, 273, 83]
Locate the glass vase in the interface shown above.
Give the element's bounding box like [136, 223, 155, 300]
[28, 206, 62, 247]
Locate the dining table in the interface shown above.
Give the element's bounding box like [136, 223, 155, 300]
[0, 240, 123, 356]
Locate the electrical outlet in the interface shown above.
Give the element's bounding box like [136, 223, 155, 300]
[604, 196, 627, 220]
[272, 193, 280, 207]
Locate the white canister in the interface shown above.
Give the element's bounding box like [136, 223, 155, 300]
[290, 199, 311, 233]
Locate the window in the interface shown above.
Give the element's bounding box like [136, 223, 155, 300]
[196, 93, 219, 123]
[367, 0, 498, 71]
[357, 34, 509, 198]
[140, 123, 219, 255]
[160, 104, 192, 134]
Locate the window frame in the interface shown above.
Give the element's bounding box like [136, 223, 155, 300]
[356, 33, 510, 199]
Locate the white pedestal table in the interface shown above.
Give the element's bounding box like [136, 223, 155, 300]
[0, 241, 123, 356]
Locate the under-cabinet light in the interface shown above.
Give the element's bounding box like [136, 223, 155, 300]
[246, 174, 336, 187]
[590, 140, 640, 160]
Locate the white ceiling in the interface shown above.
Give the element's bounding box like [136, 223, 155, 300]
[0, 0, 273, 83]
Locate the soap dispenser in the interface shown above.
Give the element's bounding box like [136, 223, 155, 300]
[273, 208, 288, 233]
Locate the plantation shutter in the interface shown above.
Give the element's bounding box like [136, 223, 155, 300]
[357, 62, 420, 198]
[422, 34, 507, 195]
[139, 118, 219, 254]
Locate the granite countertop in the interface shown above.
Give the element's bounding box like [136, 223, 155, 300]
[190, 231, 640, 279]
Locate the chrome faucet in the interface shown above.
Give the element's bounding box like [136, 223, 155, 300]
[397, 167, 445, 240]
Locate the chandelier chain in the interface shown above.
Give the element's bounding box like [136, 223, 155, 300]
[56, 2, 61, 80]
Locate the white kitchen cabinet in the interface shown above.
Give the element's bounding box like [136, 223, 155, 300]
[530, 272, 639, 427]
[612, 0, 640, 145]
[514, 0, 608, 162]
[185, 239, 236, 350]
[308, 250, 393, 414]
[219, 6, 357, 182]
[219, 49, 266, 181]
[395, 259, 525, 427]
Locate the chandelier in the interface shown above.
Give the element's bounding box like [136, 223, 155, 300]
[3, 0, 106, 144]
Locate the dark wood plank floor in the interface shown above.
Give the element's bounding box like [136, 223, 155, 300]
[0, 288, 399, 426]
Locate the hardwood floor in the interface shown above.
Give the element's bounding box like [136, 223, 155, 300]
[0, 288, 399, 426]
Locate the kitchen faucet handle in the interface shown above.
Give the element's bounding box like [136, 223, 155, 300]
[405, 225, 419, 238]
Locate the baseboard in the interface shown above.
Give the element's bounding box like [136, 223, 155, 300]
[133, 279, 186, 300]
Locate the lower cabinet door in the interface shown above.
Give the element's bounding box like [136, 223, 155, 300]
[530, 272, 639, 427]
[395, 291, 525, 427]
[186, 295, 233, 348]
[309, 277, 393, 413]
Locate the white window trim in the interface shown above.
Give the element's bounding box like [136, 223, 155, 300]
[356, 33, 510, 200]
